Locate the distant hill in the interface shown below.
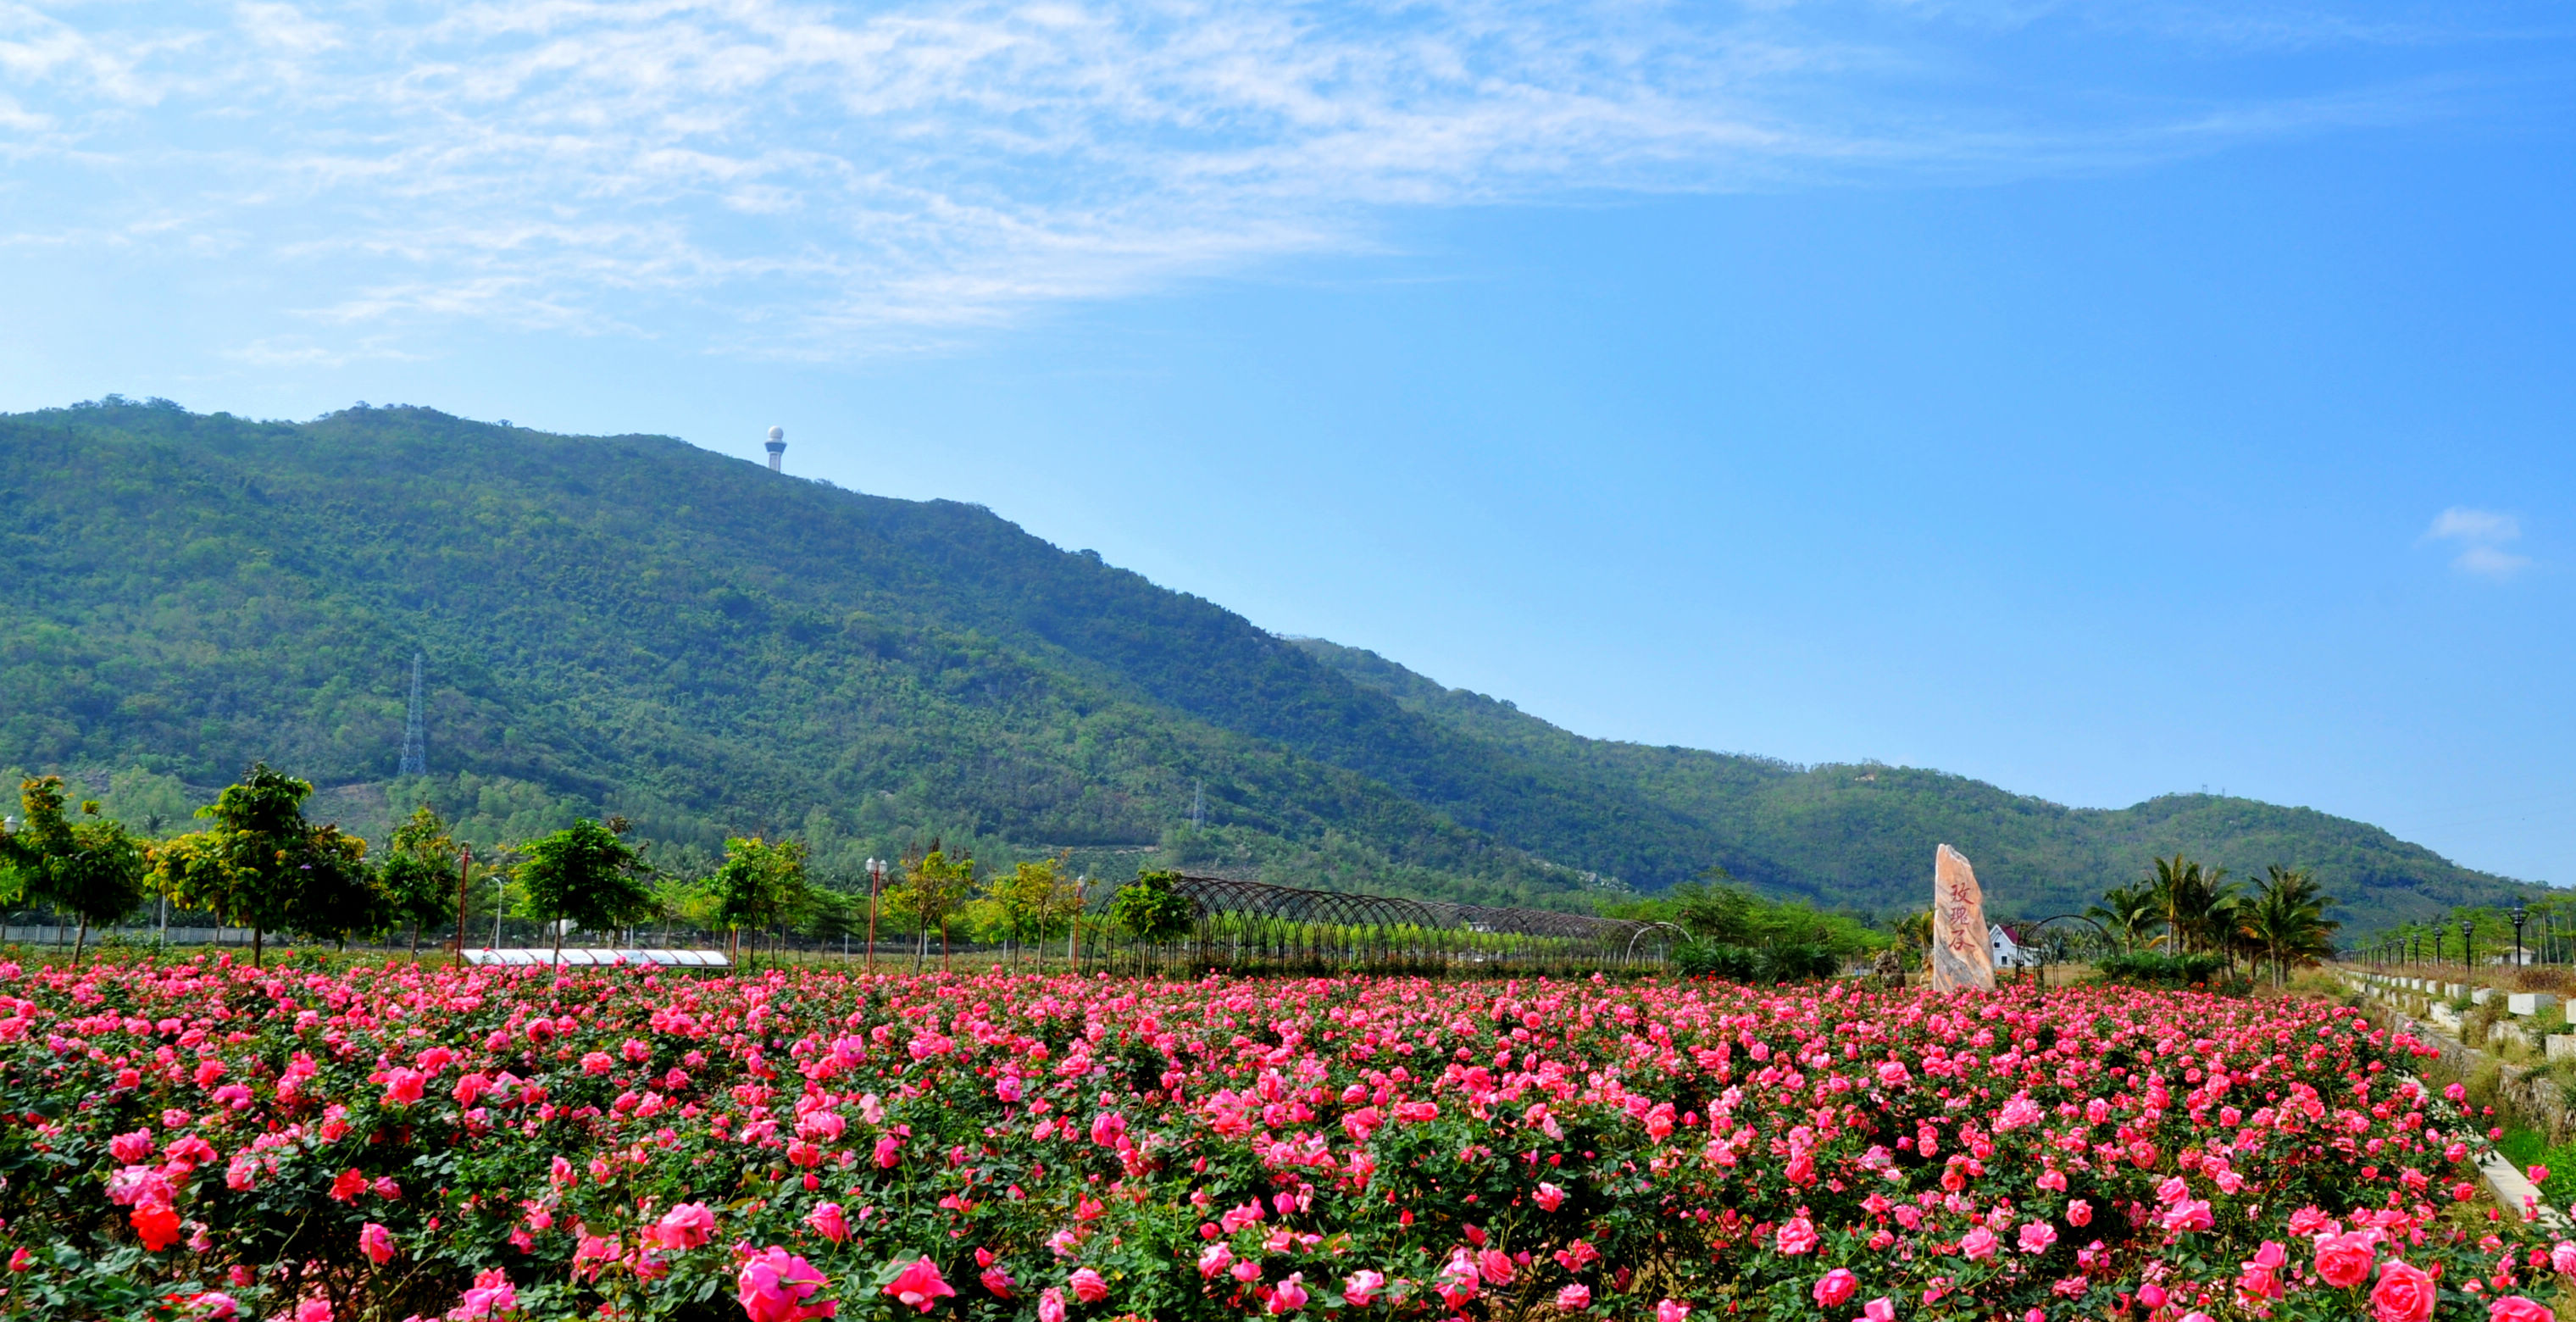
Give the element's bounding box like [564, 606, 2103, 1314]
[0, 399, 2540, 934]
[1289, 638, 2540, 931]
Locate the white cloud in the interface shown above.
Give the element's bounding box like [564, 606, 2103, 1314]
[2426, 506, 2521, 544]
[0, 0, 2548, 355]
[2451, 544, 2533, 579]
[2423, 505, 2532, 579]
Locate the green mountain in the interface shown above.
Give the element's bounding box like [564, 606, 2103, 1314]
[0, 398, 2542, 934]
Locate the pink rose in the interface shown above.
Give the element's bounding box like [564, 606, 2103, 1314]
[2316, 1230, 2378, 1290]
[873, 1256, 948, 1317]
[1557, 1283, 1593, 1311]
[804, 1203, 848, 1245]
[652, 1203, 716, 1251]
[2555, 1242, 2576, 1276]
[2371, 1260, 2437, 1322]
[1070, 1268, 1109, 1303]
[1657, 1300, 1691, 1322]
[1961, 1227, 1999, 1262]
[1269, 1274, 1310, 1315]
[1778, 1218, 1820, 1256]
[1814, 1269, 1858, 1308]
[742, 1247, 841, 1322]
[1199, 1243, 1234, 1279]
[1534, 1182, 1568, 1212]
[2161, 1199, 2215, 1234]
[980, 1267, 1014, 1299]
[2238, 1241, 2286, 1301]
[2490, 1297, 2557, 1322]
[1863, 1299, 1896, 1322]
[2018, 1223, 2057, 1254]
[1038, 1287, 1068, 1322]
[2067, 1200, 2092, 1227]
[451, 1269, 518, 1321]
[109, 1130, 156, 1164]
[358, 1222, 397, 1267]
[1344, 1270, 1386, 1307]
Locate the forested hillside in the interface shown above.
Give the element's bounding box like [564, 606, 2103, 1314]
[1290, 638, 2541, 930]
[0, 398, 2540, 931]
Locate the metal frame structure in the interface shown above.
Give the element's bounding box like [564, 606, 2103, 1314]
[1085, 873, 1674, 973]
[1999, 914, 2115, 986]
[462, 947, 730, 968]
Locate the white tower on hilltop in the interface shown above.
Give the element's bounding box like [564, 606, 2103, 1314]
[765, 425, 786, 472]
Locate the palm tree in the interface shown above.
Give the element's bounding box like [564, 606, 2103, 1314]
[2088, 882, 2159, 954]
[2240, 864, 2338, 986]
[2147, 853, 2238, 958]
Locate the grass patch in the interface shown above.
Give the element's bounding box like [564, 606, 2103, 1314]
[2494, 1128, 2576, 1206]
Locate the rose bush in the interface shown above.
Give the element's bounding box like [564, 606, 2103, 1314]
[0, 957, 2556, 1321]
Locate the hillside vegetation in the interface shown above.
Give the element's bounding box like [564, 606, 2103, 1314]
[0, 399, 2540, 931]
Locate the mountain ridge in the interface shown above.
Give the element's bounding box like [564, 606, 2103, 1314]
[0, 398, 2541, 934]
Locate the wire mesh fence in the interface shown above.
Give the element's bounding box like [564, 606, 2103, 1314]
[1063, 873, 1676, 976]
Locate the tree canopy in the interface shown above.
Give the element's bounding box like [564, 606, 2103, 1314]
[149, 763, 375, 964]
[514, 818, 654, 958]
[0, 776, 149, 962]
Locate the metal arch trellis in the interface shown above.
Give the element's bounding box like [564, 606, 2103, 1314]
[1087, 873, 1674, 973]
[2003, 914, 2116, 986]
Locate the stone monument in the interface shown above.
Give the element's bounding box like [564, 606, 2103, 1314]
[1928, 843, 1996, 992]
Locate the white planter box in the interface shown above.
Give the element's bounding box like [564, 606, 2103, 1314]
[2511, 993, 2561, 1017]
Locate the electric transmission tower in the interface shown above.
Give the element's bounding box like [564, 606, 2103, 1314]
[398, 653, 426, 775]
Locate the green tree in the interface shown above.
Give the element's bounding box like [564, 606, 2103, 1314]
[884, 845, 975, 971]
[380, 805, 463, 959]
[1108, 869, 1197, 974]
[2240, 864, 2339, 986]
[988, 853, 1081, 969]
[514, 819, 653, 965]
[150, 764, 373, 967]
[709, 836, 811, 969]
[2088, 881, 2160, 955]
[2147, 853, 2239, 958]
[0, 777, 149, 966]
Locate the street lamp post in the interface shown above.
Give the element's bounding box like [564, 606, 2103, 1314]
[454, 844, 473, 966]
[2462, 919, 2475, 971]
[864, 858, 883, 974]
[2514, 903, 2529, 968]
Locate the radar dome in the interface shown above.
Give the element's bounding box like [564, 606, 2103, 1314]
[767, 425, 784, 442]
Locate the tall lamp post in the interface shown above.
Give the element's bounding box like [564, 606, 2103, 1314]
[864, 858, 883, 974]
[2513, 903, 2529, 968]
[2462, 919, 2475, 971]
[453, 844, 473, 967]
[2435, 929, 2445, 967]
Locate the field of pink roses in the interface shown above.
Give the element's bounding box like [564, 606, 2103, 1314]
[0, 956, 2558, 1322]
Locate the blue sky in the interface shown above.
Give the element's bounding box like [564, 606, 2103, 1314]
[3, 0, 2573, 884]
